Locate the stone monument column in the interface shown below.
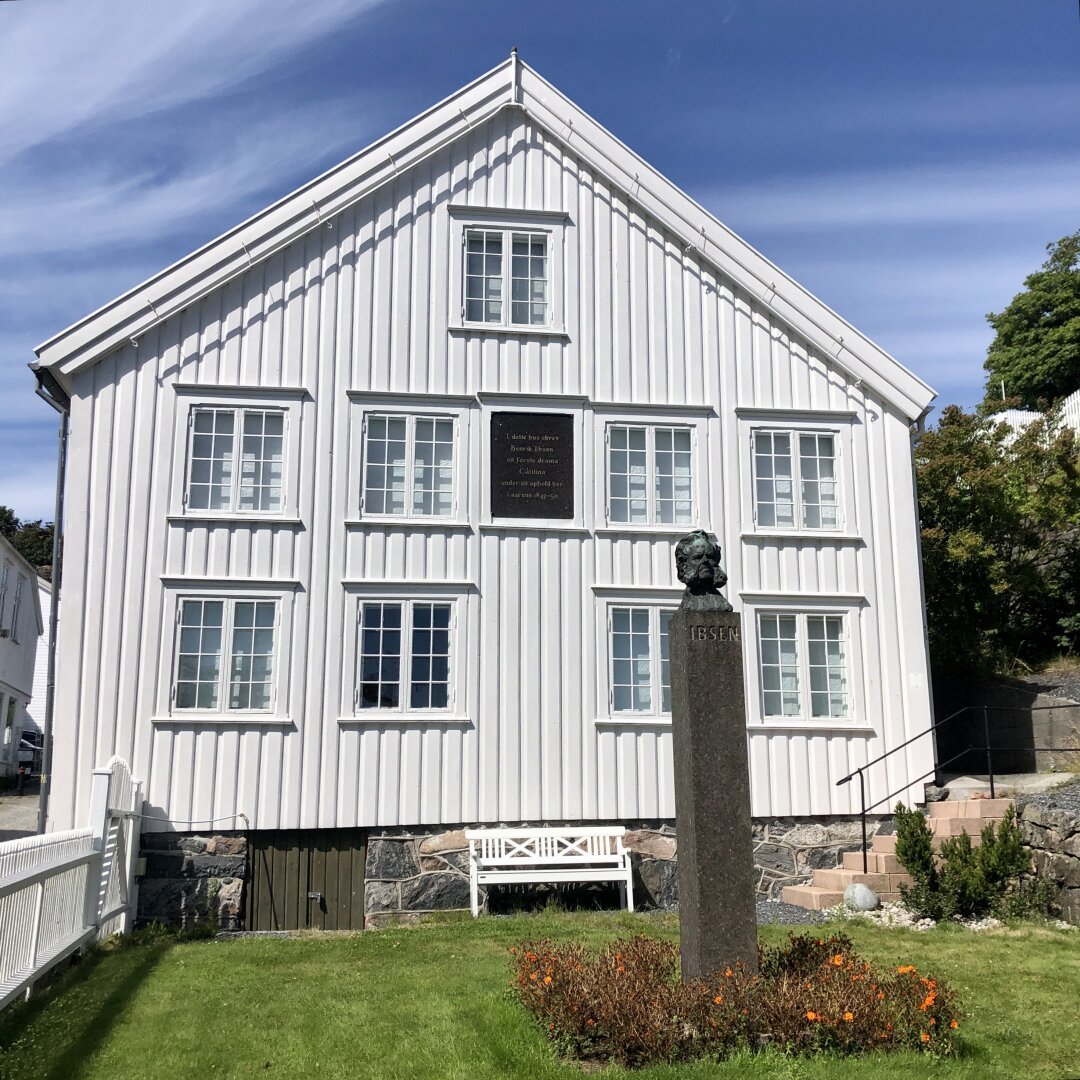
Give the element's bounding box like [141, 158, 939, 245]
[669, 530, 758, 979]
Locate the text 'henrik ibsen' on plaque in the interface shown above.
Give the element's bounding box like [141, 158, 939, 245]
[490, 412, 575, 519]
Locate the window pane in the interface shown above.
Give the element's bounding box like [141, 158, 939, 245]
[660, 610, 673, 712]
[237, 410, 285, 512]
[175, 599, 224, 710]
[409, 602, 451, 710]
[359, 602, 402, 709]
[759, 612, 800, 716]
[188, 408, 235, 511]
[510, 233, 548, 325]
[363, 415, 408, 515]
[808, 615, 848, 717]
[610, 606, 652, 712]
[464, 230, 503, 324]
[229, 600, 275, 710]
[413, 416, 455, 517]
[800, 433, 838, 530]
[655, 426, 693, 525]
[608, 425, 649, 524]
[754, 430, 795, 528]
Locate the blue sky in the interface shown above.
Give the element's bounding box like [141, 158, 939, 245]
[3, 0, 1079, 520]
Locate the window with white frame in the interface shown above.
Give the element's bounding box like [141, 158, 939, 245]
[355, 600, 453, 712]
[185, 406, 286, 514]
[608, 605, 674, 714]
[0, 561, 8, 627]
[361, 414, 455, 518]
[607, 424, 694, 526]
[751, 430, 841, 530]
[9, 575, 23, 643]
[173, 597, 278, 712]
[464, 228, 550, 327]
[758, 612, 849, 719]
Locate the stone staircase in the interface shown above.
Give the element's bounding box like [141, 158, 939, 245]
[781, 798, 1014, 910]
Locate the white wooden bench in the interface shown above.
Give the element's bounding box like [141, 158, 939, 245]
[464, 826, 634, 917]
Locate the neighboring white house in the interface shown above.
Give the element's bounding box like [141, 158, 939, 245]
[32, 58, 937, 921]
[23, 577, 51, 737]
[0, 537, 43, 778]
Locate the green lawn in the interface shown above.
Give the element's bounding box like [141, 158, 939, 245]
[0, 913, 1076, 1079]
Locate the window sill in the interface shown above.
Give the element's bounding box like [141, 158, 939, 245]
[595, 526, 693, 538]
[167, 514, 303, 527]
[750, 723, 877, 735]
[336, 714, 472, 726]
[741, 530, 862, 544]
[449, 324, 570, 341]
[595, 716, 672, 728]
[152, 714, 293, 726]
[344, 518, 472, 531]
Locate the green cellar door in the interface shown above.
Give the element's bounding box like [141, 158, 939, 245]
[245, 829, 366, 931]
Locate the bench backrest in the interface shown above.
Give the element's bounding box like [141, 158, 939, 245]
[465, 828, 627, 866]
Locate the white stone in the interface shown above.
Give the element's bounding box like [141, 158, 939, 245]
[843, 882, 880, 911]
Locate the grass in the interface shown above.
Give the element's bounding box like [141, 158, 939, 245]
[0, 913, 1076, 1079]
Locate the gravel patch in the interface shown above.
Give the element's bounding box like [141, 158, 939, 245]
[1016, 669, 1080, 705]
[755, 900, 825, 925]
[1017, 777, 1080, 817]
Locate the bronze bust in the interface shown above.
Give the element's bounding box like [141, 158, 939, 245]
[674, 529, 733, 611]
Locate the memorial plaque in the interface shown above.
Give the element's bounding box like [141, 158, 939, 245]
[490, 412, 575, 519]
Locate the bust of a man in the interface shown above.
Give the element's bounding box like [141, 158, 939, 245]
[674, 529, 733, 612]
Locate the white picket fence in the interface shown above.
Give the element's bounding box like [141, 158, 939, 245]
[0, 757, 142, 1011]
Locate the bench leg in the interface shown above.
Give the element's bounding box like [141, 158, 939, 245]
[624, 871, 635, 913]
[470, 864, 480, 918]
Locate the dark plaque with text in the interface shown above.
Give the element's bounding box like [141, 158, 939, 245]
[490, 412, 575, 519]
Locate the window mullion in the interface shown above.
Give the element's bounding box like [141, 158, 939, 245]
[502, 228, 511, 328]
[797, 613, 810, 719]
[222, 599, 236, 711]
[401, 600, 413, 712]
[404, 415, 415, 519]
[646, 427, 656, 525]
[651, 607, 661, 716]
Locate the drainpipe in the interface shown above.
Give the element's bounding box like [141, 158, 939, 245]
[32, 367, 69, 835]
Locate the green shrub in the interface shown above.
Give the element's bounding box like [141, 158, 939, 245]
[894, 803, 1031, 921]
[510, 933, 960, 1067]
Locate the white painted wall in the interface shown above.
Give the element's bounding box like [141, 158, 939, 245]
[0, 538, 41, 772]
[46, 105, 934, 831]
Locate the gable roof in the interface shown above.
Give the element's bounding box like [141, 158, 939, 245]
[33, 55, 936, 421]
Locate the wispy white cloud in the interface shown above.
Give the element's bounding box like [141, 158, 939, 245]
[0, 0, 381, 167]
[700, 158, 1080, 231]
[0, 99, 383, 256]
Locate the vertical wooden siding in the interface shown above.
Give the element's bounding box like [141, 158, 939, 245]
[48, 108, 934, 833]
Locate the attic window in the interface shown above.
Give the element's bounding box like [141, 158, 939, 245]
[463, 228, 550, 327]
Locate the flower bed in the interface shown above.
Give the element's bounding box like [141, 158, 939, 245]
[510, 932, 960, 1068]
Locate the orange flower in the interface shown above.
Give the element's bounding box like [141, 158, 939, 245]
[806, 1011, 818, 1021]
[921, 1032, 931, 1043]
[929, 1017, 936, 1026]
[949, 1020, 959, 1030]
[587, 1019, 595, 1027]
[897, 964, 917, 975]
[831, 954, 844, 966]
[843, 1011, 854, 1022]
[543, 975, 552, 984]
[529, 972, 538, 982]
[724, 968, 733, 978]
[713, 995, 723, 1004]
[877, 991, 885, 1001]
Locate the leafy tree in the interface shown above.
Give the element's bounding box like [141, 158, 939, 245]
[0, 505, 54, 569]
[982, 230, 1080, 409]
[915, 407, 1080, 674]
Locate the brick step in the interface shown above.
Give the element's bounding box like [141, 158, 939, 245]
[928, 798, 1014, 819]
[782, 884, 902, 911]
[781, 885, 844, 910]
[929, 817, 994, 839]
[813, 868, 914, 893]
[842, 850, 904, 874]
[872, 833, 897, 853]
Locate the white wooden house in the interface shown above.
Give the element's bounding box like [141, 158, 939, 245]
[32, 57, 937, 924]
[0, 537, 43, 779]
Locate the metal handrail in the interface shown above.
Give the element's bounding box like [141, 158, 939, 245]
[836, 703, 1079, 872]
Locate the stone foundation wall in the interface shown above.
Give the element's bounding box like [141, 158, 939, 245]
[136, 816, 888, 928]
[1018, 783, 1080, 926]
[138, 831, 246, 929]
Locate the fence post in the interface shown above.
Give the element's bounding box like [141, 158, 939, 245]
[121, 779, 143, 934]
[982, 706, 996, 799]
[82, 768, 111, 934]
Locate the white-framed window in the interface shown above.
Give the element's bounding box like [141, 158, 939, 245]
[184, 406, 286, 514]
[606, 423, 694, 526]
[751, 429, 841, 530]
[607, 605, 675, 715]
[354, 599, 455, 713]
[171, 597, 279, 713]
[464, 228, 550, 327]
[0, 561, 9, 628]
[757, 612, 849, 719]
[9, 575, 24, 643]
[361, 413, 456, 518]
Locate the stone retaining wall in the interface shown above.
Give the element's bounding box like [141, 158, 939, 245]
[1017, 784, 1080, 926]
[136, 816, 888, 928]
